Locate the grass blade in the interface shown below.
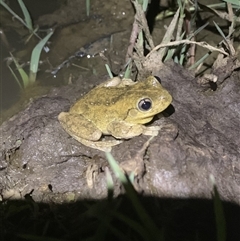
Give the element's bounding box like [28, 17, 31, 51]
[188, 51, 211, 70]
[213, 21, 227, 40]
[105, 64, 113, 78]
[210, 175, 226, 241]
[86, 0, 90, 16]
[142, 0, 148, 12]
[9, 52, 29, 88]
[7, 65, 23, 90]
[18, 0, 33, 31]
[123, 60, 132, 78]
[105, 152, 162, 241]
[0, 0, 29, 30]
[223, 0, 240, 6]
[29, 31, 54, 83]
[159, 8, 180, 60]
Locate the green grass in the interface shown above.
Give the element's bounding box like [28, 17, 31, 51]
[29, 31, 54, 84]
[145, 0, 239, 72]
[86, 0, 90, 16]
[1, 0, 54, 88]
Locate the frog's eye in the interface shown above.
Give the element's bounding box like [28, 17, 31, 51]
[138, 98, 152, 111]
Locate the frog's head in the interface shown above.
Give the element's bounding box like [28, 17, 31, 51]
[124, 76, 172, 124]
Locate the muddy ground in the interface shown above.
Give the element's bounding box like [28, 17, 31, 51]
[1, 57, 240, 203]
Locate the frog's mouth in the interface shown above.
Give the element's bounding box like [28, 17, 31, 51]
[125, 108, 155, 124]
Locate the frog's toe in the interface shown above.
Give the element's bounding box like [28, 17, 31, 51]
[142, 125, 161, 136]
[58, 112, 67, 122]
[79, 138, 123, 152]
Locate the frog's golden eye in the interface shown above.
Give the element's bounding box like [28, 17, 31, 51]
[138, 98, 152, 111]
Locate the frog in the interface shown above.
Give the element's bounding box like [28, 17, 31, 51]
[58, 76, 172, 152]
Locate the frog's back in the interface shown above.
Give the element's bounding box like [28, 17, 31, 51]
[70, 84, 129, 114]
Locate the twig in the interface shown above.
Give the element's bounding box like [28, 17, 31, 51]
[146, 39, 229, 57]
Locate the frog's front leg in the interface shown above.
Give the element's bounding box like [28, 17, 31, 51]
[102, 77, 136, 88]
[107, 121, 160, 139]
[58, 112, 122, 152]
[141, 125, 161, 136]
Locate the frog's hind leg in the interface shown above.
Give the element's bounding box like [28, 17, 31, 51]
[58, 112, 122, 152]
[79, 138, 123, 152]
[58, 112, 102, 140]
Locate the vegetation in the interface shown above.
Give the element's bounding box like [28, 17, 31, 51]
[126, 0, 239, 76]
[0, 0, 54, 88]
